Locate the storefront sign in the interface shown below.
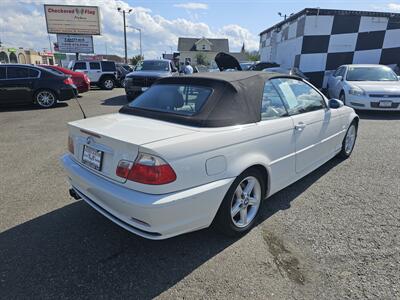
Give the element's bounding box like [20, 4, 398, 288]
[57, 34, 94, 53]
[44, 5, 101, 35]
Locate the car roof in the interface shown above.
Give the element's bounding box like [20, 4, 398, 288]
[342, 64, 389, 68]
[159, 71, 288, 91]
[121, 71, 301, 127]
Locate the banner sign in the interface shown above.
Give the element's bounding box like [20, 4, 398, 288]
[44, 5, 101, 35]
[57, 34, 94, 53]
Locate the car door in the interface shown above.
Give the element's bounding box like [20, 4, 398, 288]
[258, 80, 296, 193]
[4, 66, 36, 104]
[0, 66, 7, 102]
[271, 78, 336, 174]
[88, 62, 102, 82]
[329, 67, 345, 98]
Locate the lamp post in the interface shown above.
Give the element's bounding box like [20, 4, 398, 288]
[117, 7, 132, 63]
[130, 26, 142, 58]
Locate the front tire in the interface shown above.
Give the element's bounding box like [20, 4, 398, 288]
[215, 168, 266, 237]
[338, 121, 357, 159]
[34, 89, 57, 108]
[100, 77, 115, 90]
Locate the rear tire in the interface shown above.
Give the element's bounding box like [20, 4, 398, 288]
[338, 121, 357, 159]
[100, 77, 115, 90]
[34, 89, 57, 108]
[214, 168, 266, 237]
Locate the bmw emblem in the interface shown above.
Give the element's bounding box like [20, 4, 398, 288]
[86, 136, 93, 144]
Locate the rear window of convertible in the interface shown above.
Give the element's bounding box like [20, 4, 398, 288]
[128, 84, 212, 116]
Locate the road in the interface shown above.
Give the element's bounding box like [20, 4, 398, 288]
[0, 89, 399, 299]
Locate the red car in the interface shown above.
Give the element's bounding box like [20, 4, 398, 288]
[39, 65, 90, 93]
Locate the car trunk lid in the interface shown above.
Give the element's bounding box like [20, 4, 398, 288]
[68, 113, 196, 183]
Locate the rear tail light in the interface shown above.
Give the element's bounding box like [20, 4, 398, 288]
[64, 77, 73, 85]
[68, 136, 74, 154]
[84, 74, 90, 83]
[116, 153, 176, 185]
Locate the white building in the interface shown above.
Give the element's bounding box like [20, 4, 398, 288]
[259, 8, 400, 88]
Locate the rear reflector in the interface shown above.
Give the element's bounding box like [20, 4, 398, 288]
[116, 153, 176, 185]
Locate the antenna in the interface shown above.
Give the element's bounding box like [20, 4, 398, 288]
[73, 92, 87, 119]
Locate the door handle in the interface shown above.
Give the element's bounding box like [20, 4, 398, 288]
[96, 71, 101, 73]
[295, 122, 306, 131]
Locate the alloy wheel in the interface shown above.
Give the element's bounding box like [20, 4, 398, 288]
[344, 124, 356, 154]
[36, 91, 55, 107]
[230, 176, 261, 228]
[104, 79, 114, 89]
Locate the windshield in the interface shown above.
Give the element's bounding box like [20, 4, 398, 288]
[128, 84, 212, 116]
[346, 66, 398, 81]
[135, 60, 169, 71]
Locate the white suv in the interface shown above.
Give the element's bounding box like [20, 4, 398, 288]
[68, 61, 117, 90]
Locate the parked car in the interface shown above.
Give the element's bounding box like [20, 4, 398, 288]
[0, 64, 77, 108]
[39, 65, 90, 93]
[116, 63, 134, 88]
[68, 60, 117, 90]
[327, 64, 400, 110]
[240, 61, 255, 70]
[61, 71, 358, 240]
[124, 59, 178, 101]
[263, 67, 309, 80]
[214, 53, 279, 72]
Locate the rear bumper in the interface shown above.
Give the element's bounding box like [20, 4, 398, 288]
[60, 154, 234, 240]
[58, 86, 77, 101]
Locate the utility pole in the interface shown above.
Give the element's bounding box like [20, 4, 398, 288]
[118, 7, 132, 63]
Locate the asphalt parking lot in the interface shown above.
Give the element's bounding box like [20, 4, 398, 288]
[0, 88, 399, 299]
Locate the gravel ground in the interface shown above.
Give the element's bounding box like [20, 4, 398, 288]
[0, 89, 399, 299]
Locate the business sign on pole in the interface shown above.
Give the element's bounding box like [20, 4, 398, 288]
[44, 5, 101, 35]
[57, 34, 94, 53]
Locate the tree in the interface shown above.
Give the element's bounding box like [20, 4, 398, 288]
[131, 54, 144, 65]
[244, 50, 260, 62]
[195, 52, 209, 66]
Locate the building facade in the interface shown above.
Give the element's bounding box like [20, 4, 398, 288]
[259, 8, 400, 88]
[0, 47, 55, 65]
[177, 37, 246, 67]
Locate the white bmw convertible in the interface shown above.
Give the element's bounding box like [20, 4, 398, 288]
[61, 72, 358, 239]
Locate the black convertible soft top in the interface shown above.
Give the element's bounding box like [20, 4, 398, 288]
[120, 71, 298, 127]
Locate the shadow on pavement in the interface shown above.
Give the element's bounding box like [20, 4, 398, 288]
[101, 95, 128, 106]
[0, 157, 342, 299]
[0, 102, 68, 112]
[357, 110, 400, 120]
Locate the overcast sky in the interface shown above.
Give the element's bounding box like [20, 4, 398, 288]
[0, 0, 399, 58]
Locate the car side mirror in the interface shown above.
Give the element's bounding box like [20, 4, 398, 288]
[329, 98, 344, 109]
[398, 76, 400, 80]
[336, 75, 343, 81]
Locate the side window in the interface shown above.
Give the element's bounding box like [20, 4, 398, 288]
[7, 67, 29, 79]
[29, 69, 39, 78]
[272, 78, 325, 115]
[261, 81, 288, 120]
[101, 61, 116, 72]
[333, 67, 342, 77]
[0, 67, 6, 79]
[73, 62, 87, 70]
[89, 62, 101, 70]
